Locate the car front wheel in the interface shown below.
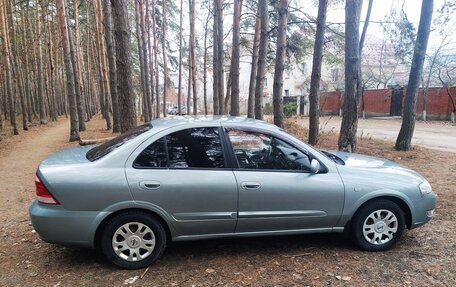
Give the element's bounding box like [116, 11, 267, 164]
[100, 212, 167, 269]
[352, 200, 405, 251]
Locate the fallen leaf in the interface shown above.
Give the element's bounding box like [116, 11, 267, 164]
[205, 268, 216, 274]
[124, 276, 139, 285]
[335, 275, 342, 280]
[342, 276, 351, 281]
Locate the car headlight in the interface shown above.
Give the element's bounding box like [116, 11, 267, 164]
[419, 180, 432, 196]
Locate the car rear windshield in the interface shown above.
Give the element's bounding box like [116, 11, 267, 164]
[86, 124, 152, 161]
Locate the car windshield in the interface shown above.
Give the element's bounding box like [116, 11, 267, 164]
[86, 124, 152, 161]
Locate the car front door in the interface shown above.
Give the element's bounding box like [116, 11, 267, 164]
[126, 127, 238, 237]
[226, 128, 344, 233]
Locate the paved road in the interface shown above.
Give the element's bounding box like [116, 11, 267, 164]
[299, 116, 456, 153]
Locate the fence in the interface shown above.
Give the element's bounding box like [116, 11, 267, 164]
[319, 86, 456, 120]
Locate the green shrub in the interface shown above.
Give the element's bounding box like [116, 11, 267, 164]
[283, 102, 297, 118]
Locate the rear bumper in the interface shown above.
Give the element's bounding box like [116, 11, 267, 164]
[29, 200, 108, 248]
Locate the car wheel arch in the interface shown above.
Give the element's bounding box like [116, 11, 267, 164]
[349, 196, 413, 231]
[94, 208, 172, 249]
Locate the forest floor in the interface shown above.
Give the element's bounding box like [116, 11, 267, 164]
[0, 115, 455, 287]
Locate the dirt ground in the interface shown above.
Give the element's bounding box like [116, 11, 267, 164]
[0, 115, 455, 287]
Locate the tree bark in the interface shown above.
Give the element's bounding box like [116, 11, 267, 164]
[152, 0, 160, 118]
[338, 0, 362, 152]
[272, 0, 288, 128]
[212, 1, 220, 115]
[189, 0, 197, 115]
[357, 0, 373, 120]
[140, 0, 152, 121]
[146, 0, 155, 119]
[247, 14, 260, 118]
[56, 0, 80, 141]
[111, 0, 137, 132]
[36, 1, 46, 124]
[95, 0, 112, 130]
[230, 0, 242, 116]
[203, 4, 211, 115]
[135, 0, 147, 120]
[178, 0, 183, 115]
[162, 0, 168, 117]
[308, 0, 328, 145]
[1, 0, 18, 135]
[254, 0, 269, 120]
[65, 2, 86, 131]
[103, 0, 120, 132]
[395, 0, 433, 151]
[216, 0, 224, 114]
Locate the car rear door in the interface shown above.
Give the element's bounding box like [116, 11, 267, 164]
[125, 126, 238, 237]
[225, 127, 344, 233]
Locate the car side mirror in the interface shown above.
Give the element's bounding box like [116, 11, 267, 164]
[310, 159, 321, 174]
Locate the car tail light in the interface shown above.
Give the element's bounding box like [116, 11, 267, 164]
[35, 175, 59, 205]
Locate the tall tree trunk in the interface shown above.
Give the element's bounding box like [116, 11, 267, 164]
[65, 2, 86, 131]
[215, 0, 224, 114]
[212, 1, 220, 115]
[140, 0, 152, 121]
[1, 0, 18, 135]
[177, 0, 183, 115]
[36, 1, 46, 124]
[111, 0, 137, 132]
[254, 0, 269, 120]
[230, 0, 242, 116]
[203, 3, 211, 115]
[146, 0, 155, 119]
[21, 5, 32, 124]
[187, 54, 192, 113]
[189, 0, 198, 115]
[247, 14, 260, 118]
[308, 0, 328, 145]
[225, 71, 232, 113]
[95, 0, 112, 130]
[103, 0, 120, 132]
[72, 0, 86, 130]
[338, 0, 362, 152]
[135, 0, 147, 121]
[162, 0, 168, 117]
[7, 0, 27, 131]
[152, 0, 160, 118]
[395, 0, 433, 151]
[357, 0, 373, 120]
[272, 0, 288, 128]
[56, 0, 80, 141]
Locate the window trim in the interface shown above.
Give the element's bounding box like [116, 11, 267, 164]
[132, 126, 231, 170]
[224, 126, 326, 174]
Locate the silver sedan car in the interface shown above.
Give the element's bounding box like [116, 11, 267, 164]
[29, 116, 436, 269]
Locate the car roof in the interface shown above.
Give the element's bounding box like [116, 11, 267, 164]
[149, 115, 280, 130]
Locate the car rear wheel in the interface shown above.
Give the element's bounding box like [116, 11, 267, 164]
[100, 212, 167, 269]
[352, 200, 405, 251]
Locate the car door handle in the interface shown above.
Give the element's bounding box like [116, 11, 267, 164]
[241, 182, 261, 190]
[140, 181, 161, 190]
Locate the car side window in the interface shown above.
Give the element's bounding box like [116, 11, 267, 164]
[133, 137, 167, 168]
[227, 129, 311, 172]
[167, 128, 225, 168]
[134, 127, 225, 169]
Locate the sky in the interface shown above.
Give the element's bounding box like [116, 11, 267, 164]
[319, 0, 454, 51]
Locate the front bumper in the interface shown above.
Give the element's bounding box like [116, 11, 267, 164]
[29, 200, 107, 248]
[411, 192, 437, 229]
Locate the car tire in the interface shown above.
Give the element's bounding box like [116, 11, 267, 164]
[352, 200, 405, 251]
[100, 211, 167, 269]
